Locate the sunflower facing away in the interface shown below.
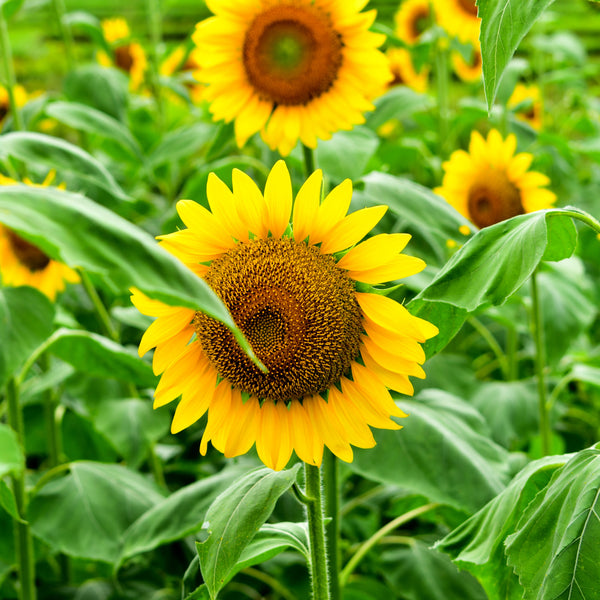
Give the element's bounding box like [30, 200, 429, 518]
[0, 174, 79, 300]
[192, 0, 392, 155]
[394, 0, 434, 45]
[133, 162, 438, 470]
[434, 0, 480, 43]
[508, 83, 543, 131]
[451, 41, 482, 83]
[387, 48, 429, 93]
[435, 129, 556, 229]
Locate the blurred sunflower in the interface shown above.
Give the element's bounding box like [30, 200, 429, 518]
[434, 0, 480, 43]
[0, 84, 28, 129]
[192, 0, 392, 155]
[98, 18, 147, 90]
[133, 161, 437, 470]
[160, 46, 206, 104]
[394, 0, 434, 45]
[508, 83, 542, 131]
[0, 173, 79, 300]
[435, 129, 556, 228]
[451, 41, 482, 83]
[387, 48, 429, 93]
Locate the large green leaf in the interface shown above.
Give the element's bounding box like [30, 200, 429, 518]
[349, 390, 513, 514]
[197, 465, 301, 599]
[436, 455, 569, 600]
[478, 0, 557, 109]
[505, 445, 600, 599]
[0, 424, 23, 479]
[28, 462, 165, 563]
[0, 185, 255, 362]
[0, 287, 55, 387]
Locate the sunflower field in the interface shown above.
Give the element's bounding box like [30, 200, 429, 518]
[1, 0, 600, 598]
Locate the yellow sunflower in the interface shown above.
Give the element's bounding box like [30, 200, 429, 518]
[434, 0, 480, 43]
[387, 48, 429, 93]
[434, 129, 556, 229]
[98, 18, 147, 90]
[0, 173, 79, 300]
[395, 0, 434, 45]
[192, 0, 393, 156]
[133, 161, 437, 470]
[160, 46, 206, 104]
[507, 83, 542, 131]
[0, 84, 28, 129]
[451, 41, 482, 83]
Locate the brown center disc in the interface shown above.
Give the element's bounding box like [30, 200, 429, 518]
[457, 0, 478, 17]
[7, 230, 51, 271]
[114, 44, 135, 73]
[467, 170, 524, 228]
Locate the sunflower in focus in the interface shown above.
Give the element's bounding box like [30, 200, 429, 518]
[98, 18, 147, 90]
[160, 46, 206, 104]
[434, 0, 480, 43]
[387, 48, 429, 93]
[133, 161, 438, 470]
[435, 129, 556, 229]
[192, 0, 393, 156]
[451, 41, 482, 83]
[0, 173, 79, 300]
[0, 84, 28, 129]
[395, 0, 434, 45]
[508, 83, 543, 131]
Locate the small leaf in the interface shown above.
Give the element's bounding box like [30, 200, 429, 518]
[0, 479, 20, 521]
[197, 465, 301, 599]
[0, 424, 24, 479]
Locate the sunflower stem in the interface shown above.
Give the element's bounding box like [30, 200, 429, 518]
[40, 354, 62, 467]
[6, 378, 37, 600]
[468, 316, 510, 380]
[144, 0, 165, 130]
[434, 35, 450, 156]
[339, 503, 438, 588]
[0, 6, 24, 132]
[530, 268, 551, 456]
[51, 0, 75, 69]
[304, 463, 331, 600]
[302, 144, 316, 177]
[322, 450, 341, 600]
[506, 325, 518, 381]
[79, 270, 120, 342]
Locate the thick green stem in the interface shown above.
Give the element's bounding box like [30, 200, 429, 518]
[304, 463, 331, 600]
[79, 270, 119, 342]
[40, 354, 61, 467]
[322, 451, 341, 600]
[530, 269, 550, 456]
[51, 0, 75, 68]
[6, 378, 37, 600]
[302, 144, 316, 177]
[0, 8, 24, 132]
[555, 208, 600, 236]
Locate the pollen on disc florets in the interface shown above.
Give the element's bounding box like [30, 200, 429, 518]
[194, 237, 362, 402]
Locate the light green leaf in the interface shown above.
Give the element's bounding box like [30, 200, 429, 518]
[0, 479, 20, 521]
[149, 123, 214, 167]
[366, 86, 434, 130]
[198, 465, 301, 599]
[0, 424, 24, 479]
[436, 455, 569, 600]
[349, 390, 513, 513]
[28, 462, 165, 563]
[0, 0, 23, 18]
[506, 445, 600, 599]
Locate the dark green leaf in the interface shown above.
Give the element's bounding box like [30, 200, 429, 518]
[0, 287, 55, 386]
[28, 462, 165, 563]
[197, 465, 301, 599]
[0, 508, 15, 580]
[61, 411, 119, 463]
[349, 390, 513, 513]
[0, 479, 20, 521]
[0, 424, 24, 479]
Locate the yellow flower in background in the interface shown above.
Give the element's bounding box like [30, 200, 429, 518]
[98, 18, 147, 90]
[508, 83, 543, 131]
[434, 0, 480, 43]
[192, 0, 392, 156]
[394, 0, 434, 45]
[387, 48, 429, 93]
[133, 161, 437, 471]
[160, 46, 206, 104]
[0, 84, 28, 129]
[451, 41, 482, 83]
[435, 129, 556, 229]
[0, 173, 79, 300]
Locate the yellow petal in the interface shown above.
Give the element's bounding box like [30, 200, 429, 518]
[292, 169, 323, 243]
[153, 343, 204, 408]
[231, 169, 268, 238]
[264, 160, 292, 238]
[352, 363, 408, 419]
[139, 308, 195, 357]
[200, 381, 233, 455]
[223, 394, 260, 458]
[176, 199, 235, 251]
[130, 289, 173, 317]
[337, 233, 411, 270]
[289, 400, 321, 466]
[361, 348, 414, 395]
[363, 321, 426, 363]
[207, 173, 249, 241]
[309, 179, 352, 245]
[152, 324, 194, 375]
[348, 254, 426, 284]
[328, 386, 375, 449]
[360, 336, 426, 377]
[170, 364, 217, 433]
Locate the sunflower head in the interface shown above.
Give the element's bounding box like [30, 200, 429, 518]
[0, 84, 28, 128]
[435, 129, 556, 228]
[395, 0, 434, 45]
[451, 41, 482, 83]
[101, 17, 131, 44]
[0, 173, 80, 300]
[434, 0, 480, 43]
[508, 83, 543, 131]
[133, 161, 438, 470]
[387, 48, 429, 93]
[192, 0, 392, 155]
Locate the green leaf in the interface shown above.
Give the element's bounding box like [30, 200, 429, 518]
[349, 390, 513, 513]
[0, 0, 23, 18]
[366, 86, 434, 130]
[0, 132, 130, 205]
[0, 479, 20, 521]
[505, 445, 600, 600]
[197, 464, 301, 599]
[479, 0, 557, 109]
[0, 287, 55, 387]
[28, 462, 165, 563]
[45, 101, 144, 161]
[0, 424, 24, 479]
[0, 185, 256, 363]
[61, 411, 118, 463]
[436, 455, 569, 600]
[0, 509, 15, 580]
[46, 329, 157, 386]
[119, 467, 247, 564]
[62, 11, 110, 53]
[149, 123, 214, 167]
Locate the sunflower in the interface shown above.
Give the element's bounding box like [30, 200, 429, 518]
[387, 48, 429, 93]
[451, 41, 482, 83]
[395, 0, 434, 45]
[0, 84, 28, 129]
[160, 46, 206, 104]
[192, 0, 392, 156]
[133, 161, 437, 470]
[98, 18, 147, 90]
[0, 173, 79, 300]
[434, 0, 480, 43]
[507, 83, 542, 131]
[434, 129, 556, 229]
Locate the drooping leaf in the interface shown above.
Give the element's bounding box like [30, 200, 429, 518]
[197, 465, 301, 599]
[0, 424, 24, 480]
[349, 390, 513, 514]
[28, 462, 165, 563]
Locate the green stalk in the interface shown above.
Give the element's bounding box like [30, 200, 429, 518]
[51, 0, 75, 68]
[144, 0, 165, 128]
[302, 144, 316, 177]
[434, 36, 450, 156]
[6, 378, 37, 600]
[555, 208, 600, 236]
[530, 269, 550, 456]
[0, 7, 24, 132]
[78, 270, 120, 342]
[322, 450, 341, 600]
[469, 316, 510, 380]
[40, 354, 61, 467]
[304, 463, 331, 600]
[506, 326, 518, 381]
